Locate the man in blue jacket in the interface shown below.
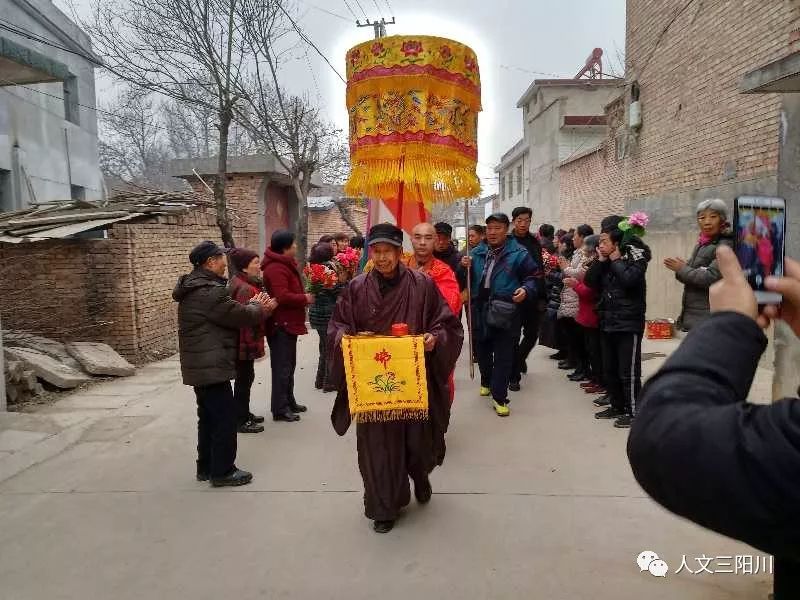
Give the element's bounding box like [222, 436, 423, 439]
[464, 213, 540, 417]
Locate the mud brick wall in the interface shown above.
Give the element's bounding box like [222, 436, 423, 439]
[558, 140, 626, 230]
[308, 204, 367, 246]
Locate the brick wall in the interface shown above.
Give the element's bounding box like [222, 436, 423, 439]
[111, 209, 220, 359]
[625, 0, 797, 199]
[185, 174, 264, 252]
[308, 204, 367, 245]
[0, 239, 116, 343]
[559, 139, 625, 230]
[0, 208, 221, 361]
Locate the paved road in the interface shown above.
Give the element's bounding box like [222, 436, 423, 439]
[0, 334, 772, 599]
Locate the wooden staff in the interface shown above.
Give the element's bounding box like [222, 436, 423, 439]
[464, 198, 474, 380]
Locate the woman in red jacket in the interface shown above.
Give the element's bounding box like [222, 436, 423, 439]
[261, 230, 314, 422]
[228, 248, 277, 433]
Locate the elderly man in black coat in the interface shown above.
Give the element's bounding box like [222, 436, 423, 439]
[173, 241, 274, 487]
[628, 245, 800, 599]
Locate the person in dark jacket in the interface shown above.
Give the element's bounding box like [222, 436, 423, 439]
[433, 222, 466, 290]
[628, 245, 800, 600]
[228, 248, 278, 434]
[261, 230, 314, 422]
[664, 198, 734, 332]
[585, 215, 651, 429]
[308, 242, 344, 392]
[508, 206, 546, 391]
[173, 240, 273, 487]
[538, 224, 556, 254]
[464, 213, 540, 417]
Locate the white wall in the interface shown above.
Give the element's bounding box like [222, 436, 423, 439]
[0, 0, 102, 209]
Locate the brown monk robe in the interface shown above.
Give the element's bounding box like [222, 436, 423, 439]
[327, 223, 464, 533]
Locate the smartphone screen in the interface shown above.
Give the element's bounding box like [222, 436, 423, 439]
[734, 196, 786, 304]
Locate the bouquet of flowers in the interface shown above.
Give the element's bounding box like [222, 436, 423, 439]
[303, 263, 337, 294]
[618, 211, 649, 244]
[334, 247, 361, 271]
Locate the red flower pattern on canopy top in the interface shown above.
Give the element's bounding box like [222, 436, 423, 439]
[371, 42, 385, 56]
[374, 349, 392, 370]
[401, 40, 423, 56]
[464, 57, 477, 72]
[439, 45, 452, 60]
[349, 49, 361, 66]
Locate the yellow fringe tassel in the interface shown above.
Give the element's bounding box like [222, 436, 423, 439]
[352, 409, 430, 424]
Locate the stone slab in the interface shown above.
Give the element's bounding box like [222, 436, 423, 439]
[66, 342, 135, 377]
[2, 332, 83, 371]
[4, 347, 92, 389]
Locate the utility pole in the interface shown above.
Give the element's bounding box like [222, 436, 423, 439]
[356, 17, 395, 38]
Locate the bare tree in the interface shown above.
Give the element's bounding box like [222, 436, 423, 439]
[98, 86, 178, 191]
[85, 0, 282, 247]
[235, 0, 349, 264]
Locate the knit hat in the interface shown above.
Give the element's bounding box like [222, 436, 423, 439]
[229, 248, 259, 272]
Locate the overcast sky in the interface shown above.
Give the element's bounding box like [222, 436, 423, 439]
[55, 0, 626, 194]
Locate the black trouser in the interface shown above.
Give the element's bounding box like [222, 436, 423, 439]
[774, 557, 800, 600]
[475, 308, 521, 405]
[601, 331, 642, 416]
[194, 381, 237, 478]
[563, 318, 589, 375]
[314, 326, 328, 388]
[510, 306, 542, 384]
[555, 317, 571, 360]
[233, 359, 255, 426]
[583, 327, 604, 386]
[267, 328, 298, 416]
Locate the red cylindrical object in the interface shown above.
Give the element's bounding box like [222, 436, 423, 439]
[391, 323, 409, 337]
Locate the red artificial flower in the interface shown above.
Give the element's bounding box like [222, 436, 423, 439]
[371, 42, 384, 56]
[401, 40, 423, 57]
[374, 349, 392, 370]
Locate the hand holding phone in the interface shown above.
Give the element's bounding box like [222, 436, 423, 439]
[734, 196, 786, 305]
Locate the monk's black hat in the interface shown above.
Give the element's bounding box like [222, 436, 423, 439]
[368, 223, 403, 248]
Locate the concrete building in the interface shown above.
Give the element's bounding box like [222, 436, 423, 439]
[0, 0, 103, 210]
[497, 76, 620, 225]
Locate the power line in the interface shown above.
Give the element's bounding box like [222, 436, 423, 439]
[370, 0, 384, 17]
[351, 0, 370, 20]
[499, 64, 562, 78]
[297, 0, 351, 22]
[341, 0, 360, 20]
[0, 19, 100, 65]
[383, 0, 394, 16]
[277, 3, 347, 84]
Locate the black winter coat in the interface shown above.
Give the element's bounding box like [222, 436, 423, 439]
[173, 268, 264, 387]
[584, 237, 651, 333]
[545, 269, 563, 318]
[628, 312, 800, 590]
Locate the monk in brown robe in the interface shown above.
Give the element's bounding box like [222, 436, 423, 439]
[328, 223, 464, 533]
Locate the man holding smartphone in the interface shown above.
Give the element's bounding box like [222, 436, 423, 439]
[628, 245, 799, 599]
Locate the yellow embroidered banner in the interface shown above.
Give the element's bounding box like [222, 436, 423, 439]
[342, 335, 428, 423]
[344, 35, 481, 208]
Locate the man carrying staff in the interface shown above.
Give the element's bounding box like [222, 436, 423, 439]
[328, 223, 464, 534]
